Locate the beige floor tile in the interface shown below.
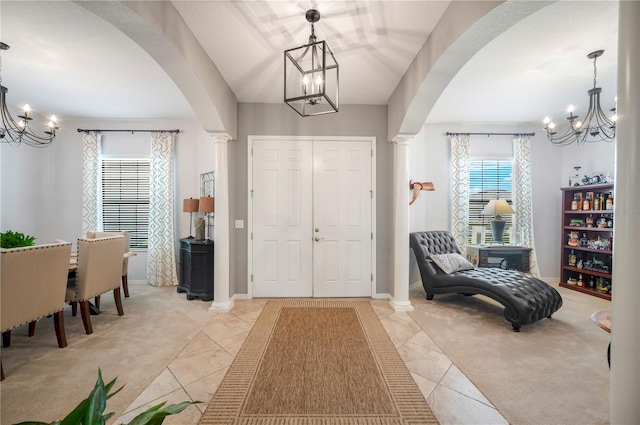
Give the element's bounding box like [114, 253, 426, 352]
[410, 371, 438, 400]
[407, 330, 444, 354]
[122, 368, 182, 413]
[396, 341, 452, 383]
[183, 367, 230, 413]
[439, 364, 494, 407]
[232, 308, 263, 325]
[229, 300, 264, 315]
[201, 316, 253, 343]
[380, 315, 422, 346]
[168, 343, 233, 387]
[427, 384, 508, 425]
[217, 330, 250, 356]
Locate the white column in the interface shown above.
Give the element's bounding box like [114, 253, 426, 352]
[390, 135, 413, 312]
[611, 1, 640, 423]
[209, 133, 234, 312]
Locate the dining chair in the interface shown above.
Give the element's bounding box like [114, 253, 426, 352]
[1, 241, 72, 380]
[86, 231, 132, 297]
[66, 235, 126, 335]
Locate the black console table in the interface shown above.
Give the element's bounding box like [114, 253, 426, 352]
[467, 245, 532, 272]
[178, 238, 214, 301]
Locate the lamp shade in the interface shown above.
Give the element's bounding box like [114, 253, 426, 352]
[199, 196, 215, 213]
[481, 199, 515, 216]
[183, 198, 199, 213]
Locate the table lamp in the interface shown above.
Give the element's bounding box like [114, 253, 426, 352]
[481, 199, 515, 244]
[199, 196, 215, 241]
[182, 198, 199, 238]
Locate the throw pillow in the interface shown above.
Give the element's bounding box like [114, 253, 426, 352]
[430, 253, 475, 274]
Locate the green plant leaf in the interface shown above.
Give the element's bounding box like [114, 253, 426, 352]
[124, 401, 198, 425]
[0, 230, 36, 248]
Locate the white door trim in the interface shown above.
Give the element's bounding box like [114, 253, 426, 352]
[247, 135, 376, 298]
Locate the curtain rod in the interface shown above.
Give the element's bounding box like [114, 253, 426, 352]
[77, 128, 180, 134]
[446, 132, 535, 137]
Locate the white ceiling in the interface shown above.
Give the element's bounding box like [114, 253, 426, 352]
[0, 1, 619, 129]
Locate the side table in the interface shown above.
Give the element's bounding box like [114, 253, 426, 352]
[178, 238, 214, 301]
[467, 245, 533, 273]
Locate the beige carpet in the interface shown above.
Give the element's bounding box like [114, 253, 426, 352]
[199, 300, 439, 424]
[408, 283, 611, 425]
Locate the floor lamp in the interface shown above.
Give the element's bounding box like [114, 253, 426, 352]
[183, 198, 199, 238]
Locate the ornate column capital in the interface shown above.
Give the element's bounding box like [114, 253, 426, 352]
[391, 134, 414, 145]
[207, 132, 234, 143]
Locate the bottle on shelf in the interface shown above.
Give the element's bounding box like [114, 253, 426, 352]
[606, 193, 614, 210]
[577, 274, 584, 287]
[568, 250, 577, 267]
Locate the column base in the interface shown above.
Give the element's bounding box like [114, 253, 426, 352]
[209, 300, 234, 313]
[389, 299, 414, 312]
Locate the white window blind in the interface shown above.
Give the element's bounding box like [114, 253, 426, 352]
[101, 159, 150, 250]
[469, 159, 513, 244]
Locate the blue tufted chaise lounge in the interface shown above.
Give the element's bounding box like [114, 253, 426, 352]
[410, 230, 563, 332]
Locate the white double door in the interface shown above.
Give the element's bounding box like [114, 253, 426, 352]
[251, 137, 373, 298]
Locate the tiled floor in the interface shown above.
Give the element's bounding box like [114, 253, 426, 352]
[113, 297, 507, 425]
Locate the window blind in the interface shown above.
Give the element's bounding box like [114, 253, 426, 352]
[102, 159, 150, 250]
[468, 159, 513, 244]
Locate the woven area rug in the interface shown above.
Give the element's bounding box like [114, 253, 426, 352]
[199, 300, 438, 424]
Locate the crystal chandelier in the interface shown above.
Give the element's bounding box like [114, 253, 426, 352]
[284, 9, 339, 117]
[1, 42, 58, 147]
[543, 50, 616, 147]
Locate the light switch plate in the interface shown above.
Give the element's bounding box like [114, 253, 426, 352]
[235, 220, 244, 229]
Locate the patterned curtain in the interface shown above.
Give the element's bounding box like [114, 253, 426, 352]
[450, 135, 471, 256]
[82, 133, 103, 234]
[147, 132, 178, 287]
[513, 136, 540, 276]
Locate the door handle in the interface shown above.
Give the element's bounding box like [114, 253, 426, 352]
[314, 237, 324, 242]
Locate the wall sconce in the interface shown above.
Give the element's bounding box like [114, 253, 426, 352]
[409, 180, 435, 205]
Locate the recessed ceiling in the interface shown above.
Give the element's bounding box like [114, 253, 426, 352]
[0, 0, 619, 128]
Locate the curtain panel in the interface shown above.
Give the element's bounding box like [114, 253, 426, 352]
[513, 136, 540, 277]
[146, 132, 178, 287]
[81, 133, 103, 234]
[450, 135, 471, 256]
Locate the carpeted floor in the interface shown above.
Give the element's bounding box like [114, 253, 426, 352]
[198, 300, 439, 424]
[408, 283, 611, 425]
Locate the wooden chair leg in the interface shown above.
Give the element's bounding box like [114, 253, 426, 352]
[122, 275, 130, 298]
[79, 301, 93, 335]
[71, 302, 78, 317]
[114, 288, 124, 316]
[53, 311, 68, 348]
[94, 295, 101, 310]
[2, 330, 11, 348]
[28, 320, 37, 337]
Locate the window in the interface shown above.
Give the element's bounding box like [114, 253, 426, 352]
[468, 159, 513, 244]
[101, 159, 150, 250]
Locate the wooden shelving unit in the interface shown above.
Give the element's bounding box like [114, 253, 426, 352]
[559, 183, 614, 300]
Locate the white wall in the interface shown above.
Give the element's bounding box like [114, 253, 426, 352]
[408, 123, 564, 281]
[1, 118, 214, 281]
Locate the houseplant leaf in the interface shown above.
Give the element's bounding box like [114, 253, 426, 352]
[123, 401, 198, 425]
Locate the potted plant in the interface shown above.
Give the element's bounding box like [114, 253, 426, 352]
[0, 230, 36, 248]
[15, 369, 199, 425]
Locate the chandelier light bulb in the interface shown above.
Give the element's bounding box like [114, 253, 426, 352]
[567, 105, 575, 114]
[548, 122, 556, 130]
[23, 104, 31, 113]
[50, 114, 57, 123]
[575, 121, 582, 129]
[543, 117, 551, 125]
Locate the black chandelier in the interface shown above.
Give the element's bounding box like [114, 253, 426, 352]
[1, 42, 58, 147]
[543, 50, 616, 147]
[284, 9, 339, 117]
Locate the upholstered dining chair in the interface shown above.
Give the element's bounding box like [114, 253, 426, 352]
[66, 235, 126, 334]
[1, 241, 72, 380]
[86, 231, 132, 297]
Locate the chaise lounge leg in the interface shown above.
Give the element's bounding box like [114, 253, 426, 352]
[512, 324, 521, 332]
[426, 293, 434, 300]
[2, 330, 11, 347]
[79, 301, 93, 335]
[53, 311, 68, 348]
[28, 320, 37, 337]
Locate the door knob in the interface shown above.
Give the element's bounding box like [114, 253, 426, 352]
[314, 237, 324, 242]
[315, 228, 319, 232]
